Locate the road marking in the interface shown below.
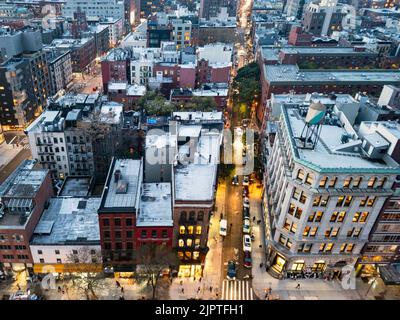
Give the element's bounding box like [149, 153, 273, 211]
[222, 280, 254, 300]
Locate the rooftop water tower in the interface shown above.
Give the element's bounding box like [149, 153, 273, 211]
[298, 101, 326, 150]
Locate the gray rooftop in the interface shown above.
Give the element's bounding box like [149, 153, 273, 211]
[31, 197, 101, 245]
[264, 64, 400, 84]
[102, 159, 142, 210]
[59, 177, 91, 197]
[174, 131, 221, 201]
[281, 104, 400, 173]
[137, 183, 173, 227]
[280, 47, 376, 56]
[0, 161, 48, 199]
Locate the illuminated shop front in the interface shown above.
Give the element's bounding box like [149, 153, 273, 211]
[178, 264, 203, 278]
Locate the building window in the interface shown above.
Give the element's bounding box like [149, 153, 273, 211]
[115, 231, 121, 239]
[103, 219, 110, 227]
[57, 259, 62, 263]
[197, 211, 204, 221]
[115, 243, 122, 250]
[141, 230, 147, 238]
[279, 234, 287, 245]
[114, 218, 121, 226]
[179, 226, 185, 234]
[296, 169, 305, 181]
[353, 177, 362, 187]
[104, 243, 111, 250]
[319, 243, 326, 252]
[126, 218, 133, 226]
[178, 239, 184, 247]
[196, 226, 202, 235]
[294, 207, 303, 219]
[325, 243, 334, 252]
[377, 177, 387, 189]
[367, 177, 377, 188]
[151, 230, 157, 238]
[72, 250, 78, 255]
[319, 176, 328, 188]
[329, 177, 337, 188]
[187, 226, 194, 234]
[343, 177, 352, 188]
[39, 259, 45, 263]
[310, 227, 318, 237]
[38, 250, 43, 255]
[288, 203, 296, 215]
[162, 230, 168, 238]
[55, 250, 60, 255]
[367, 197, 376, 207]
[325, 228, 332, 238]
[305, 173, 314, 185]
[353, 212, 369, 223]
[126, 231, 133, 238]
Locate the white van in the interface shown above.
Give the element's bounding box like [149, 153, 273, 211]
[220, 219, 228, 236]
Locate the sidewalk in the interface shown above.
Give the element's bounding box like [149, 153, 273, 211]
[168, 180, 226, 300]
[0, 142, 23, 168]
[249, 183, 364, 300]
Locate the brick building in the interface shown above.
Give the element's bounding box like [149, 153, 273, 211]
[0, 160, 53, 275]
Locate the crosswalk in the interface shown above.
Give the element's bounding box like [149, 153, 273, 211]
[221, 280, 254, 300]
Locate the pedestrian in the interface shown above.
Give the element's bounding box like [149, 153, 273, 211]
[295, 283, 301, 290]
[16, 284, 21, 291]
[119, 295, 125, 300]
[121, 287, 124, 293]
[209, 286, 213, 292]
[181, 288, 185, 294]
[199, 277, 202, 283]
[194, 276, 196, 281]
[260, 262, 263, 268]
[180, 280, 183, 286]
[58, 286, 62, 292]
[197, 287, 201, 293]
[257, 219, 261, 225]
[116, 280, 120, 287]
[253, 216, 256, 222]
[216, 293, 219, 299]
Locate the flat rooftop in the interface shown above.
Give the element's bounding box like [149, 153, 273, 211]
[31, 197, 101, 245]
[102, 159, 142, 210]
[174, 131, 220, 201]
[173, 111, 223, 122]
[59, 176, 91, 197]
[282, 105, 400, 173]
[264, 64, 400, 84]
[137, 183, 173, 227]
[280, 47, 375, 56]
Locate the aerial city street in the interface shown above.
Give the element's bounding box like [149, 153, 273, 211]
[0, 0, 400, 303]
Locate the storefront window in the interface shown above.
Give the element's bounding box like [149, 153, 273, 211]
[291, 260, 304, 271]
[196, 226, 202, 235]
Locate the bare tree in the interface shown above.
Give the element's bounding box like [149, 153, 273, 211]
[134, 244, 179, 300]
[65, 247, 104, 300]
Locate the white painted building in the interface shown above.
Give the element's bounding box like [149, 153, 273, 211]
[197, 43, 233, 64]
[30, 197, 101, 270]
[263, 95, 400, 277]
[62, 0, 125, 21]
[100, 17, 125, 47]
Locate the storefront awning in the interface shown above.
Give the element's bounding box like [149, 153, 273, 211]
[33, 263, 103, 274]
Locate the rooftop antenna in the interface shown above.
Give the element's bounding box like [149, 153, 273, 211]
[298, 101, 326, 150]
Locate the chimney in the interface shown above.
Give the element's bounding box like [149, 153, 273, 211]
[114, 169, 121, 183]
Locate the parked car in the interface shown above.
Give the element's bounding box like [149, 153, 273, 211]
[227, 260, 237, 280]
[243, 197, 250, 208]
[243, 218, 251, 234]
[242, 186, 249, 197]
[232, 175, 239, 186]
[243, 207, 250, 219]
[243, 251, 252, 268]
[219, 219, 227, 236]
[243, 235, 252, 252]
[243, 176, 249, 186]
